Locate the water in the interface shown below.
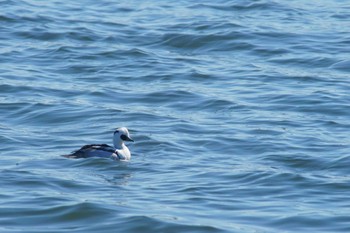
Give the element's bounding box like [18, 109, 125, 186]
[1, 0, 350, 232]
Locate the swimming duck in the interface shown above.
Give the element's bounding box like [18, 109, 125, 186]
[63, 127, 134, 161]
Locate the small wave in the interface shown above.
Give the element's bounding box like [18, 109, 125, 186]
[330, 60, 350, 72]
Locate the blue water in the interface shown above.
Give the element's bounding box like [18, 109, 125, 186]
[1, 0, 350, 232]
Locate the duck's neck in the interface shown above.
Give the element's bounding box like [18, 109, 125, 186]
[113, 139, 124, 149]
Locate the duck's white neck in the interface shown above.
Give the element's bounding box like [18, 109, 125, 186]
[113, 138, 124, 149]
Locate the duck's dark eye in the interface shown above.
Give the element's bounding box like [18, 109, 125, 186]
[120, 135, 127, 140]
[114, 130, 119, 135]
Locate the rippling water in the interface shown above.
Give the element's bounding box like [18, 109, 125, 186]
[1, 0, 350, 232]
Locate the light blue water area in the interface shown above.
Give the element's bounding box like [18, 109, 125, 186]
[1, 0, 350, 232]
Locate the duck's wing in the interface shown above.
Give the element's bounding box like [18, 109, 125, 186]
[63, 144, 115, 158]
[79, 144, 113, 151]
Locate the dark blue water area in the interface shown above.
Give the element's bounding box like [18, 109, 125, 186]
[1, 0, 350, 232]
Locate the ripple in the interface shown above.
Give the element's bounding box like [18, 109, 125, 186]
[161, 31, 254, 52]
[191, 1, 293, 12]
[330, 60, 350, 72]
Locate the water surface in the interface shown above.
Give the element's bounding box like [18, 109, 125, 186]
[1, 0, 350, 232]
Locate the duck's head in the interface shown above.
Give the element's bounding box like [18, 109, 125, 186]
[113, 127, 133, 147]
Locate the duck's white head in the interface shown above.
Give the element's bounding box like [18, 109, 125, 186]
[113, 127, 133, 148]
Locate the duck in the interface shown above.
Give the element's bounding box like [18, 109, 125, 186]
[63, 127, 134, 161]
